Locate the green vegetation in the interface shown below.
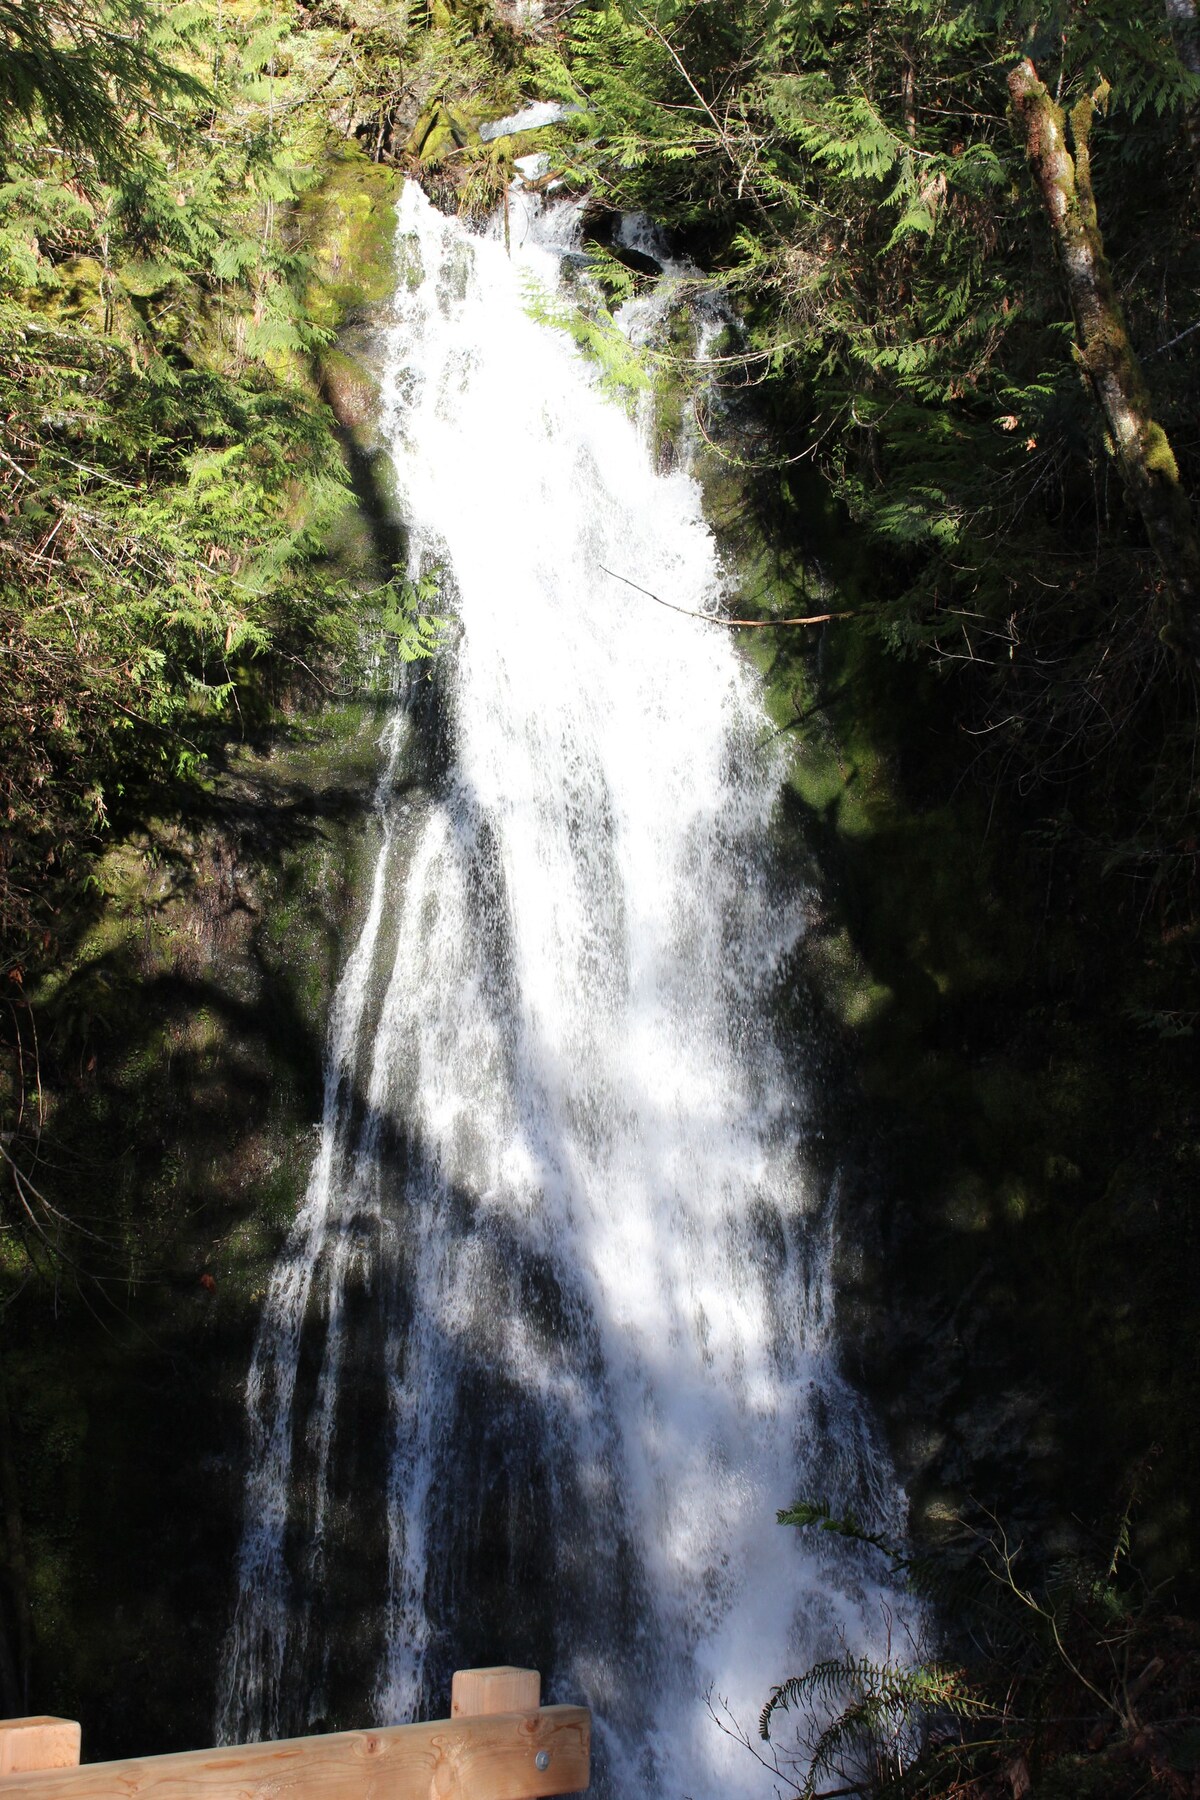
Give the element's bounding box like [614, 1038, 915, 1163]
[560, 0, 1200, 934]
[754, 1499, 1200, 1799]
[0, 0, 451, 970]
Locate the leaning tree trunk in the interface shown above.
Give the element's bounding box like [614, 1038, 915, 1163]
[1008, 57, 1200, 662]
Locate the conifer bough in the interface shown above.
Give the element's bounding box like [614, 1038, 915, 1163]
[0, 0, 205, 170]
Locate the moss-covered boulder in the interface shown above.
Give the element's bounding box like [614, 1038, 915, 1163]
[298, 147, 400, 333]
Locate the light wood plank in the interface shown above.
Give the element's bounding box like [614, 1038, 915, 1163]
[0, 1721, 81, 1778]
[451, 1669, 540, 1718]
[0, 1708, 589, 1800]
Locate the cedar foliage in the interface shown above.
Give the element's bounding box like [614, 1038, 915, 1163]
[0, 0, 445, 972]
[0, 0, 207, 168]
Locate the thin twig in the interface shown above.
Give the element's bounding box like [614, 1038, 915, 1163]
[600, 563, 856, 628]
[1145, 317, 1200, 358]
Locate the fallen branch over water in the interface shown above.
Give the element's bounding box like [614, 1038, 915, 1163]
[600, 563, 856, 628]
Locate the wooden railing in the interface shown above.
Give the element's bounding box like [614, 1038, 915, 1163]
[0, 1666, 589, 1800]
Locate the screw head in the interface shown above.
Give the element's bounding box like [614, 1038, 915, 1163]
[535, 1750, 551, 1772]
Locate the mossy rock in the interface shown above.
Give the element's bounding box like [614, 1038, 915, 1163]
[38, 255, 107, 328]
[318, 346, 381, 438]
[408, 101, 480, 164]
[299, 147, 401, 332]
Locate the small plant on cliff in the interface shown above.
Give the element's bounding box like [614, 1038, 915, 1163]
[744, 1494, 1200, 1799]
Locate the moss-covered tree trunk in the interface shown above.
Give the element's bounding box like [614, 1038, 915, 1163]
[1008, 56, 1200, 661]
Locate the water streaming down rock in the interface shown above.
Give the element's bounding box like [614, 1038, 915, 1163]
[217, 179, 909, 1795]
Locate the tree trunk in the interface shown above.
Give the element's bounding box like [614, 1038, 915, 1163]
[1008, 56, 1200, 661]
[1165, 0, 1200, 77]
[900, 34, 917, 140]
[1164, 0, 1200, 177]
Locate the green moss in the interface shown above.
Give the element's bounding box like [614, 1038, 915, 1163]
[33, 255, 106, 326]
[298, 147, 401, 333]
[1144, 420, 1180, 480]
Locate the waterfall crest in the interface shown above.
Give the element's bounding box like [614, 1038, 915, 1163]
[217, 179, 907, 1798]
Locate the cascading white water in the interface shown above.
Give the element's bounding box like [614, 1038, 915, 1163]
[217, 179, 909, 1796]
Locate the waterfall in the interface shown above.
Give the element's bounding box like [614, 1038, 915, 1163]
[217, 179, 909, 1797]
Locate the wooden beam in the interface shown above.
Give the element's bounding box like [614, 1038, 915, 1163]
[451, 1668, 540, 1718]
[0, 1708, 589, 1800]
[0, 1721, 81, 1778]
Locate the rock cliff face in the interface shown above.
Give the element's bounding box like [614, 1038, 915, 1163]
[1, 147, 407, 1750]
[5, 701, 387, 1753]
[697, 410, 1200, 1590]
